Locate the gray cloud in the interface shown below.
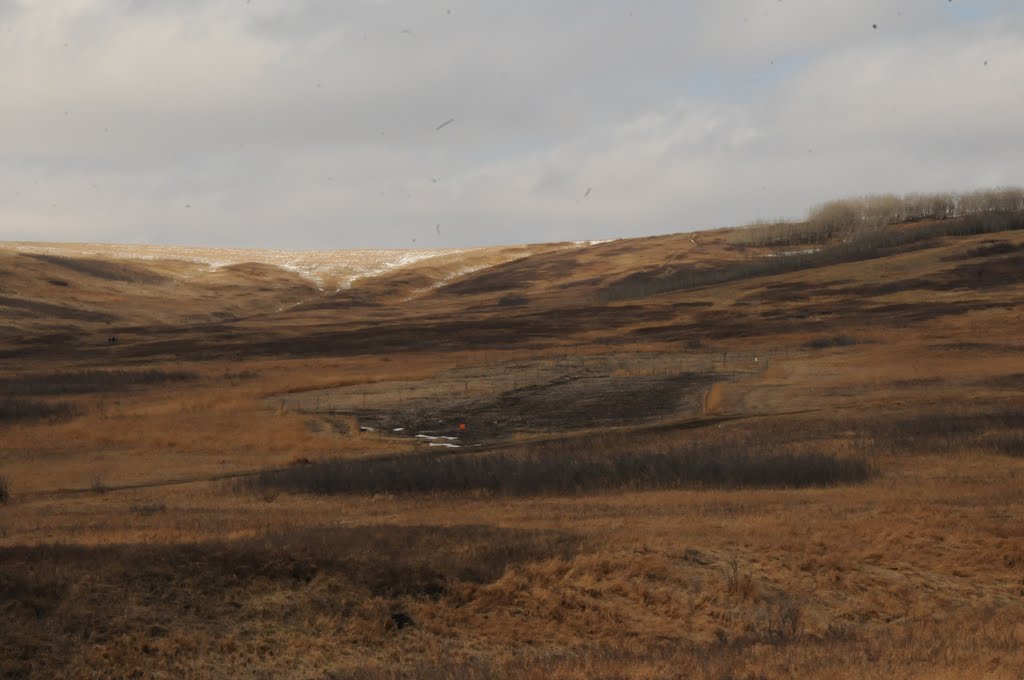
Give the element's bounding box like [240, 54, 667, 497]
[2, 1, 1023, 248]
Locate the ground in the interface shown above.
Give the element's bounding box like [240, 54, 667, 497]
[1, 213, 1023, 678]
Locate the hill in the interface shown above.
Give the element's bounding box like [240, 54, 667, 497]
[1, 190, 1024, 679]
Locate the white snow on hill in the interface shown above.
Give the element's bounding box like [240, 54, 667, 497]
[4, 242, 476, 289]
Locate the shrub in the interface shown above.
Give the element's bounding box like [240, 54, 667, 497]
[731, 187, 1024, 248]
[244, 444, 873, 498]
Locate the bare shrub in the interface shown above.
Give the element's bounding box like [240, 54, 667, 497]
[731, 187, 1024, 248]
[724, 549, 754, 599]
[758, 595, 803, 642]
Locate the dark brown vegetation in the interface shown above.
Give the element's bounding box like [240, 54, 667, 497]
[0, 397, 76, 423]
[606, 206, 1024, 300]
[0, 369, 197, 396]
[1, 525, 579, 679]
[245, 441, 872, 497]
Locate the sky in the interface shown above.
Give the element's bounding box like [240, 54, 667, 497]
[1, 0, 1023, 250]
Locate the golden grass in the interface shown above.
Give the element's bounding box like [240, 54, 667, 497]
[4, 214, 1024, 677]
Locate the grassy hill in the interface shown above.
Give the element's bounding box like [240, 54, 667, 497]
[1, 190, 1023, 679]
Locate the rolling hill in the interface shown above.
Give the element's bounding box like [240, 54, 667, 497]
[2, 191, 1024, 679]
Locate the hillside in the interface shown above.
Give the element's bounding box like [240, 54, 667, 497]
[2, 191, 1024, 679]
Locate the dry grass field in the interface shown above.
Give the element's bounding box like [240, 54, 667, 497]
[2, 193, 1024, 678]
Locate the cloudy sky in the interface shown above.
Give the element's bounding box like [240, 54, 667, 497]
[1, 1, 1023, 249]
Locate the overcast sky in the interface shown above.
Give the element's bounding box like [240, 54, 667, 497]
[2, 1, 1023, 249]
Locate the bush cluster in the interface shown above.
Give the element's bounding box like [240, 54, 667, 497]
[734, 188, 1024, 247]
[245, 443, 872, 498]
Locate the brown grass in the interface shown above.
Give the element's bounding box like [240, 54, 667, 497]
[3, 194, 1024, 677]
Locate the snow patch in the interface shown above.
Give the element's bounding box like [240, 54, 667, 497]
[766, 248, 820, 258]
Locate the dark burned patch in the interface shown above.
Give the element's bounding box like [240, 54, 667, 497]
[441, 254, 580, 295]
[939, 254, 1024, 289]
[764, 281, 817, 291]
[943, 240, 1024, 261]
[739, 280, 846, 303]
[24, 253, 169, 284]
[0, 397, 76, 424]
[889, 378, 946, 389]
[484, 373, 706, 433]
[15, 332, 76, 346]
[0, 295, 119, 323]
[850, 254, 1024, 296]
[0, 525, 580, 678]
[0, 369, 198, 397]
[109, 304, 678, 361]
[557, 275, 605, 290]
[858, 300, 1009, 324]
[631, 325, 684, 336]
[931, 342, 1024, 353]
[803, 335, 859, 349]
[386, 373, 712, 440]
[983, 373, 1024, 390]
[290, 288, 383, 310]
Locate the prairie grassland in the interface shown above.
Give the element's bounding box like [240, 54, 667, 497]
[3, 345, 1024, 679]
[3, 209, 1024, 678]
